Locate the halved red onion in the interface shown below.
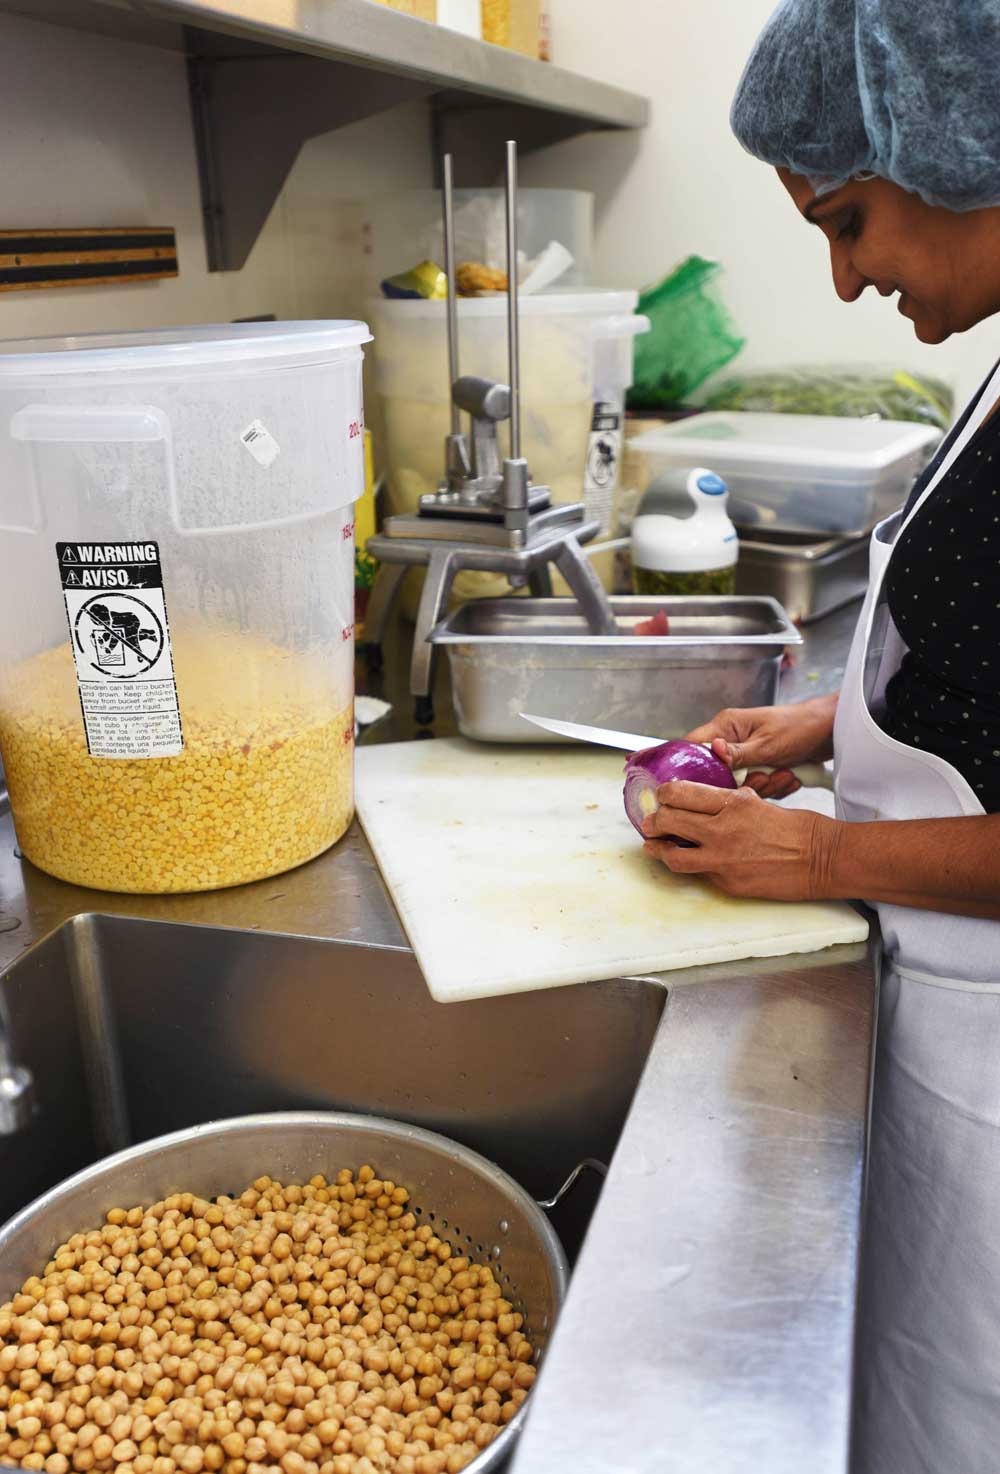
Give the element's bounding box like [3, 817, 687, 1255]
[623, 740, 736, 837]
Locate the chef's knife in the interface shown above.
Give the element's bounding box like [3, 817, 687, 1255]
[519, 713, 833, 790]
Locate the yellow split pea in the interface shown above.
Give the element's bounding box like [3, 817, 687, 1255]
[0, 630, 354, 893]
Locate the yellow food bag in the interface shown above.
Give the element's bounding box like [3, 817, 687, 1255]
[481, 0, 541, 56]
[369, 0, 437, 18]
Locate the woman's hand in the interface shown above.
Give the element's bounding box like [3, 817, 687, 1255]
[685, 694, 839, 799]
[641, 781, 839, 901]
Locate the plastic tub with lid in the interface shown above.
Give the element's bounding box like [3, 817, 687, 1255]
[371, 289, 648, 601]
[0, 321, 371, 894]
[363, 188, 594, 293]
[629, 411, 941, 536]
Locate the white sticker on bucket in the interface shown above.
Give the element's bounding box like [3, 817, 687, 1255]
[57, 541, 184, 760]
[240, 419, 281, 467]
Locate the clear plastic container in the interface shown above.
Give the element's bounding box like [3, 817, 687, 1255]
[0, 321, 371, 893]
[629, 411, 941, 536]
[363, 189, 594, 293]
[371, 289, 647, 601]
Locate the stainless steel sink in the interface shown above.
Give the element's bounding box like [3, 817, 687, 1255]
[0, 809, 874, 1474]
[0, 916, 665, 1258]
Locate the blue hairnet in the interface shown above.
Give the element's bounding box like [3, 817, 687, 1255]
[731, 0, 1000, 211]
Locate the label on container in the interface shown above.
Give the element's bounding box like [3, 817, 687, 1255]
[56, 541, 184, 760]
[584, 401, 622, 536]
[240, 418, 281, 467]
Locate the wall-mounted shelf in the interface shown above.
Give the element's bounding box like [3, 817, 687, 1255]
[3, 0, 649, 272]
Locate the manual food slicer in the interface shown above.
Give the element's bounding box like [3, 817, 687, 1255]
[363, 141, 617, 725]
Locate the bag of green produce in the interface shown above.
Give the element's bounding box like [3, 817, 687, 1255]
[702, 364, 953, 430]
[628, 257, 745, 411]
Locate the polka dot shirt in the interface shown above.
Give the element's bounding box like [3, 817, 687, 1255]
[884, 410, 1000, 809]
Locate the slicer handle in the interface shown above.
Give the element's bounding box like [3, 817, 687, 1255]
[452, 376, 511, 423]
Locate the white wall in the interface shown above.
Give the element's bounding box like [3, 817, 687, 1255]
[521, 0, 996, 411]
[0, 12, 433, 337]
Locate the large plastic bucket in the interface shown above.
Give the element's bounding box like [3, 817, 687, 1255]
[0, 321, 371, 893]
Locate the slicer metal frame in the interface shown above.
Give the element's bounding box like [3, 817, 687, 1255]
[363, 139, 617, 723]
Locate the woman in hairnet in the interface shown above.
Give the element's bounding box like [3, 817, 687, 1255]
[639, 1, 1000, 1469]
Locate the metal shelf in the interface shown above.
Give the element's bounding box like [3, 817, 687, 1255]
[5, 0, 649, 271]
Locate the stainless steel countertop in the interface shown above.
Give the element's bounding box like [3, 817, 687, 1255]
[781, 598, 860, 705]
[0, 597, 875, 1474]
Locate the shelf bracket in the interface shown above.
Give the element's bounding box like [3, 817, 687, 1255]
[187, 50, 436, 273]
[0, 0, 648, 276]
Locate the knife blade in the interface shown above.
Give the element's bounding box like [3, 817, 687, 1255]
[518, 712, 833, 790]
[520, 713, 661, 751]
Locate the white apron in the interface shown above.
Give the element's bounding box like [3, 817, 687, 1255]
[835, 360, 1000, 1474]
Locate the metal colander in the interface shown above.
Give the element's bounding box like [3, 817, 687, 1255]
[0, 1112, 570, 1474]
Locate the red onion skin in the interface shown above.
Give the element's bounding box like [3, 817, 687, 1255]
[623, 740, 737, 840]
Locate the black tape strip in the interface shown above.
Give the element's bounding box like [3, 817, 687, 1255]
[0, 259, 178, 286]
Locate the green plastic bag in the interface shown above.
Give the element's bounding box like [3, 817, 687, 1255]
[628, 256, 745, 411]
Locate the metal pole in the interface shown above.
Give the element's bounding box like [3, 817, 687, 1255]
[442, 153, 461, 436]
[505, 139, 521, 461]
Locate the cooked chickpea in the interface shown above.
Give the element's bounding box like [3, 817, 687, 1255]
[0, 632, 354, 894]
[0, 1170, 536, 1474]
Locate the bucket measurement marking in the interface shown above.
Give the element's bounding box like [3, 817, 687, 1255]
[56, 541, 184, 760]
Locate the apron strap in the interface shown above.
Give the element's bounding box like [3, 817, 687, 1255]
[903, 357, 1000, 517]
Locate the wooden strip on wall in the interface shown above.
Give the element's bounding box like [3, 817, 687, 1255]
[0, 228, 178, 292]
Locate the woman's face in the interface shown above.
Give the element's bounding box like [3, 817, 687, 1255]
[779, 169, 1000, 343]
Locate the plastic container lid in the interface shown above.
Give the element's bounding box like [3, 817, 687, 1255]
[631, 411, 941, 485]
[372, 289, 639, 320]
[0, 321, 373, 376]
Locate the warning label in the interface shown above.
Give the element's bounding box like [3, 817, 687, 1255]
[56, 541, 184, 760]
[584, 401, 623, 536]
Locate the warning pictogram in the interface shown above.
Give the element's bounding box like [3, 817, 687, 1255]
[62, 546, 77, 563]
[73, 593, 164, 680]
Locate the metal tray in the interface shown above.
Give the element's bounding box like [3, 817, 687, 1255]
[735, 527, 870, 625]
[430, 595, 801, 743]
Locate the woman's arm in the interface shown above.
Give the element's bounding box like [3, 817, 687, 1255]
[642, 783, 1000, 920]
[824, 813, 1000, 920]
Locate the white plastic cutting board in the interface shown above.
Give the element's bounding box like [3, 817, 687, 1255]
[355, 739, 868, 1003]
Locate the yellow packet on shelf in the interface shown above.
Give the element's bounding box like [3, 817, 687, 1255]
[381, 260, 448, 301]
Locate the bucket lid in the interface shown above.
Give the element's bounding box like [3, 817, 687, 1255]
[0, 321, 372, 375]
[372, 288, 638, 319]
